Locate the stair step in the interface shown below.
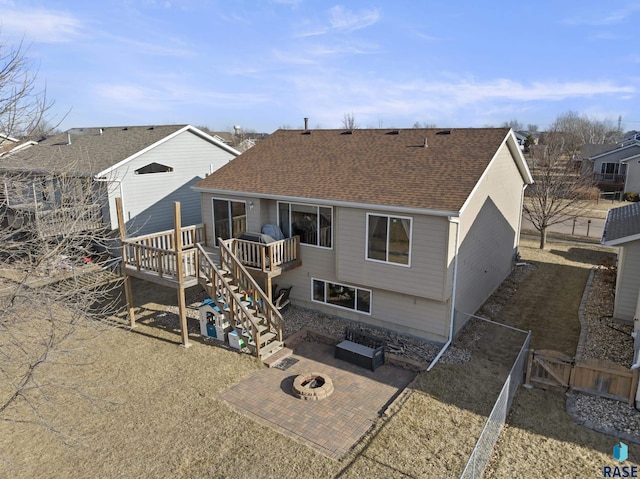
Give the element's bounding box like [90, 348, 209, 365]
[258, 340, 284, 360]
[263, 347, 294, 368]
[258, 331, 277, 346]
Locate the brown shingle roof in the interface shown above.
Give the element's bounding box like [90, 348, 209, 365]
[0, 125, 189, 175]
[195, 127, 515, 212]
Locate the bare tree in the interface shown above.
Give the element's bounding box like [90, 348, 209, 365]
[0, 38, 59, 139]
[412, 121, 438, 128]
[523, 117, 599, 249]
[341, 112, 359, 130]
[554, 110, 622, 152]
[0, 37, 121, 442]
[502, 119, 524, 131]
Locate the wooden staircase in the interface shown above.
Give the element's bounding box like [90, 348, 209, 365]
[196, 242, 284, 361]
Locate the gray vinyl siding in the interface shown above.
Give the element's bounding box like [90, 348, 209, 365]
[454, 142, 523, 328]
[614, 241, 640, 321]
[336, 207, 449, 300]
[593, 145, 640, 176]
[108, 130, 235, 236]
[625, 160, 640, 194]
[278, 245, 450, 343]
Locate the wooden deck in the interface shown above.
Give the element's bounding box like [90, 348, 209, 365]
[121, 226, 300, 289]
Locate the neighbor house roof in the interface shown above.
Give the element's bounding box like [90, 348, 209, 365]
[602, 202, 640, 246]
[194, 128, 531, 213]
[0, 125, 238, 177]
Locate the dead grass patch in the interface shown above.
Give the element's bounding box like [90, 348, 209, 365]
[0, 237, 635, 478]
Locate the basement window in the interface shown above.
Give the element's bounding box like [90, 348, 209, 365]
[135, 162, 174, 174]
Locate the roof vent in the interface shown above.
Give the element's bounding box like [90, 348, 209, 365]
[123, 127, 128, 131]
[301, 130, 311, 135]
[341, 130, 353, 135]
[67, 132, 71, 145]
[423, 137, 428, 148]
[436, 129, 452, 135]
[99, 128, 103, 135]
[386, 130, 399, 135]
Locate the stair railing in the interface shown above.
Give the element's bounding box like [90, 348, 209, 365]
[196, 244, 262, 355]
[218, 238, 283, 342]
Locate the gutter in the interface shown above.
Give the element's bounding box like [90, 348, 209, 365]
[427, 215, 460, 371]
[190, 187, 459, 218]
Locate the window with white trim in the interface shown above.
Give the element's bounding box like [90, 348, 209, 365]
[366, 213, 412, 265]
[278, 202, 332, 248]
[312, 278, 371, 314]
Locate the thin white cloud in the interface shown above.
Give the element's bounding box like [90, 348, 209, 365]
[1, 9, 82, 43]
[563, 3, 640, 25]
[94, 81, 270, 111]
[297, 5, 381, 37]
[286, 75, 636, 128]
[328, 6, 380, 31]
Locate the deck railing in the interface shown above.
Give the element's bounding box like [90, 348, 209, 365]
[593, 173, 626, 184]
[225, 235, 300, 274]
[121, 224, 204, 280]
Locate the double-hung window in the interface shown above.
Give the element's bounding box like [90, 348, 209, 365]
[312, 278, 371, 314]
[366, 213, 412, 266]
[278, 202, 332, 248]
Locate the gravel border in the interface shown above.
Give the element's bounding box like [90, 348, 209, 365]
[566, 266, 640, 443]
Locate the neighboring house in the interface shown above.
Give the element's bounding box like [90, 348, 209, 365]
[0, 124, 239, 237]
[601, 202, 640, 406]
[584, 140, 640, 192]
[193, 127, 533, 343]
[602, 202, 640, 325]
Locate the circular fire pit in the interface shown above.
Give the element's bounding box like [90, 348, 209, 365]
[292, 372, 334, 401]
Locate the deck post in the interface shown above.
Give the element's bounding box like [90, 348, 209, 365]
[174, 202, 190, 347]
[116, 197, 136, 328]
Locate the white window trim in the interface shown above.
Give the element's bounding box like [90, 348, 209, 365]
[365, 212, 413, 267]
[276, 201, 333, 250]
[311, 277, 372, 315]
[212, 197, 247, 247]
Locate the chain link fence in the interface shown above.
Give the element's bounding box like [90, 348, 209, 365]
[459, 326, 531, 479]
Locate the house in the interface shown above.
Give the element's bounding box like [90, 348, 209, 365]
[602, 202, 640, 325]
[0, 125, 239, 238]
[192, 127, 533, 343]
[601, 202, 640, 406]
[584, 140, 640, 192]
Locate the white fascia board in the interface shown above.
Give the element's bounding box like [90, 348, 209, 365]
[459, 130, 533, 216]
[620, 153, 640, 163]
[96, 125, 240, 178]
[191, 186, 459, 218]
[603, 233, 640, 246]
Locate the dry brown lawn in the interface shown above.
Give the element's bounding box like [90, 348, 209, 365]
[1, 236, 638, 478]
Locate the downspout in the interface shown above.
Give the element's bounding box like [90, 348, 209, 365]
[517, 184, 528, 242]
[428, 215, 460, 371]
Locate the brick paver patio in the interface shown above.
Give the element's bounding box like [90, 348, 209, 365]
[218, 340, 415, 459]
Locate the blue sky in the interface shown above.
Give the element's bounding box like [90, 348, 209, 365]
[1, 0, 639, 133]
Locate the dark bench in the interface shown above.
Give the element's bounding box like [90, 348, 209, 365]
[335, 327, 386, 371]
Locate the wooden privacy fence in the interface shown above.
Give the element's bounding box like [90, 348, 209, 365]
[526, 349, 639, 405]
